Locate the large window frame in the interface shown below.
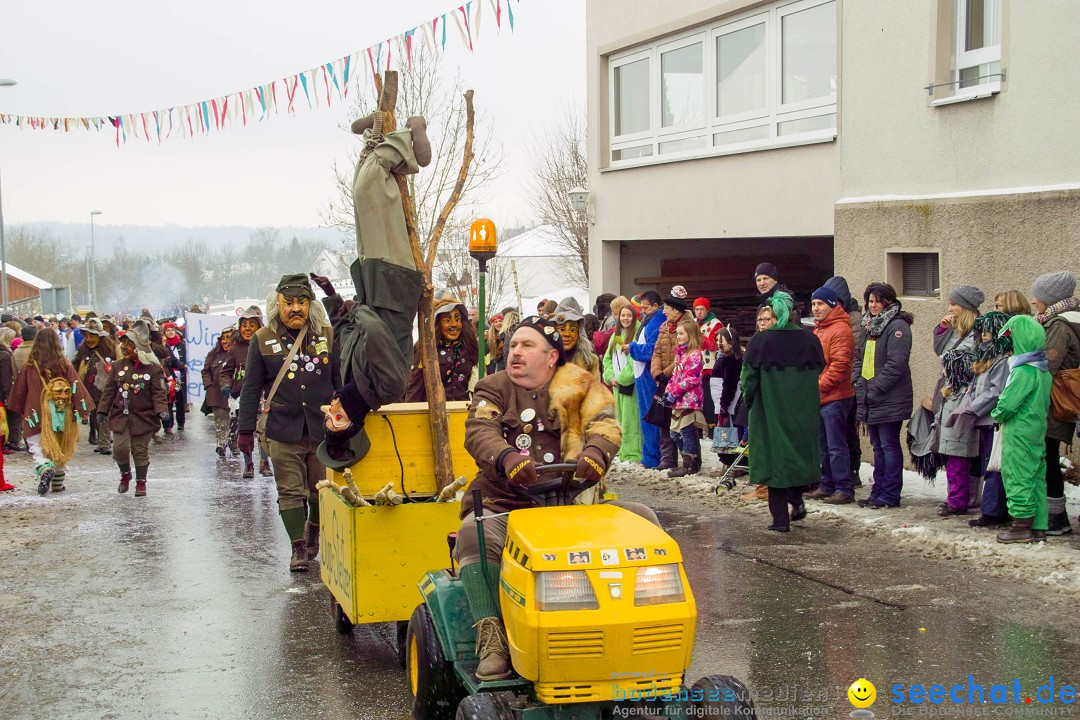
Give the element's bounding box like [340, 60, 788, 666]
[955, 0, 1002, 91]
[607, 0, 837, 169]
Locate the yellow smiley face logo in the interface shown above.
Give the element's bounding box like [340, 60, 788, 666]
[848, 678, 876, 708]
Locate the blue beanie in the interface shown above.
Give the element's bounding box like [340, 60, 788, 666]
[812, 286, 839, 308]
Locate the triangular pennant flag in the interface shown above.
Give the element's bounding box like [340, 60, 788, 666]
[404, 28, 416, 68]
[309, 69, 319, 107]
[506, 0, 514, 31]
[454, 6, 473, 52]
[474, 0, 482, 40]
[298, 72, 312, 108]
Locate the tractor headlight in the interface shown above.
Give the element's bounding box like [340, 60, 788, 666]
[537, 571, 599, 611]
[634, 564, 685, 606]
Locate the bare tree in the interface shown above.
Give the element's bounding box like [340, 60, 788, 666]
[528, 106, 589, 288]
[433, 229, 511, 315]
[323, 51, 504, 266]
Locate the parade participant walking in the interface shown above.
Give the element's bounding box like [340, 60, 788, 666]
[603, 296, 642, 463]
[160, 322, 187, 432]
[742, 292, 825, 531]
[665, 319, 706, 478]
[628, 291, 665, 468]
[852, 284, 913, 509]
[7, 328, 95, 495]
[651, 286, 693, 470]
[229, 306, 271, 478]
[1030, 271, 1080, 535]
[552, 297, 599, 376]
[202, 327, 237, 458]
[933, 285, 983, 516]
[238, 275, 336, 572]
[73, 319, 117, 455]
[693, 298, 723, 431]
[993, 315, 1052, 543]
[805, 285, 857, 504]
[97, 321, 169, 497]
[453, 316, 658, 680]
[404, 292, 478, 402]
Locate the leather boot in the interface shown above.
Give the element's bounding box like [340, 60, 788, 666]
[117, 471, 132, 494]
[134, 480, 147, 497]
[406, 116, 432, 167]
[689, 453, 702, 474]
[290, 540, 309, 572]
[259, 457, 273, 476]
[242, 454, 255, 479]
[740, 484, 768, 501]
[668, 453, 690, 478]
[997, 517, 1035, 544]
[304, 521, 320, 560]
[473, 617, 512, 680]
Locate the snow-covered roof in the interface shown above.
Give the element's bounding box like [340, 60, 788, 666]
[498, 225, 578, 259]
[2, 263, 52, 290]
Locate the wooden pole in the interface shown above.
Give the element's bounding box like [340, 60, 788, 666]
[376, 72, 476, 492]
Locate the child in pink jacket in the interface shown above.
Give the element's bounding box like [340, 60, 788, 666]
[665, 319, 706, 478]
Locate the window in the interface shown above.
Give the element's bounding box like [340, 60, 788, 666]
[608, 0, 836, 167]
[896, 253, 941, 297]
[955, 0, 1002, 91]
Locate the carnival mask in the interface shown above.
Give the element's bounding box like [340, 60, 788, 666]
[239, 318, 260, 341]
[555, 321, 579, 351]
[220, 330, 236, 351]
[278, 293, 310, 330]
[47, 378, 72, 407]
[439, 309, 463, 342]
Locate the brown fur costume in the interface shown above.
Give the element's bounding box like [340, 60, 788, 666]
[548, 363, 620, 503]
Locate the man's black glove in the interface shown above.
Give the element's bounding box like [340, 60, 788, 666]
[221, 386, 231, 399]
[158, 412, 170, 422]
[501, 451, 537, 488]
[95, 413, 108, 427]
[309, 273, 336, 297]
[575, 446, 608, 486]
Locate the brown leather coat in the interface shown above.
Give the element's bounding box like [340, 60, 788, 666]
[99, 359, 169, 436]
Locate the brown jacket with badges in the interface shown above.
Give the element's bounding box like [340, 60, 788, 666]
[404, 339, 478, 403]
[202, 342, 235, 410]
[74, 339, 117, 402]
[7, 360, 96, 439]
[228, 338, 253, 396]
[98, 359, 169, 436]
[237, 324, 335, 444]
[460, 363, 622, 518]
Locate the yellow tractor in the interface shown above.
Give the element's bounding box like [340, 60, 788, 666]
[406, 472, 757, 719]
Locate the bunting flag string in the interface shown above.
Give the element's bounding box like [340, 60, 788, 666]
[0, 0, 521, 147]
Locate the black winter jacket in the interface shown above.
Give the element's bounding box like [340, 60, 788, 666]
[852, 315, 913, 425]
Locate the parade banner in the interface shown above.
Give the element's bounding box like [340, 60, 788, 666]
[184, 312, 237, 401]
[0, 0, 520, 147]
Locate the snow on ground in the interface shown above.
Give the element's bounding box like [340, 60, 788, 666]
[607, 452, 1080, 598]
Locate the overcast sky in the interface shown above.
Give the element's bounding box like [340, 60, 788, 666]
[0, 0, 584, 234]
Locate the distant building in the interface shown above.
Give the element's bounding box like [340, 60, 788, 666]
[311, 249, 357, 298]
[494, 225, 588, 312]
[2, 263, 52, 315]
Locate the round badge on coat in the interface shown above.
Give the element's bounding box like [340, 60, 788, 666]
[515, 434, 532, 450]
[520, 408, 536, 422]
[290, 363, 298, 371]
[288, 372, 295, 379]
[305, 362, 315, 372]
[543, 452, 555, 463]
[119, 371, 126, 377]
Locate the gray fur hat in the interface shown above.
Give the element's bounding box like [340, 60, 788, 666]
[1032, 272, 1077, 306]
[552, 297, 585, 323]
[948, 285, 984, 312]
[122, 319, 154, 354]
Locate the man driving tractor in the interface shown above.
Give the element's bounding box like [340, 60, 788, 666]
[454, 315, 660, 680]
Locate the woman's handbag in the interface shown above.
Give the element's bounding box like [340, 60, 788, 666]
[642, 375, 670, 427]
[986, 425, 1003, 472]
[712, 417, 740, 451]
[617, 381, 634, 396]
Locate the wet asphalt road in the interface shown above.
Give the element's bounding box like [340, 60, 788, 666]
[2, 415, 1080, 719]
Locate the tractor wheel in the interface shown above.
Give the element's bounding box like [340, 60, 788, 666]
[396, 620, 409, 669]
[693, 674, 757, 719]
[331, 597, 353, 635]
[406, 603, 463, 720]
[454, 693, 515, 720]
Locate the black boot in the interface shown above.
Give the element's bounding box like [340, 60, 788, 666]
[242, 453, 255, 479]
[290, 540, 309, 572]
[669, 453, 691, 478]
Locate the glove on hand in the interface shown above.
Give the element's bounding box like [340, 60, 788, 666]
[221, 386, 231, 399]
[95, 413, 108, 427]
[664, 392, 676, 407]
[575, 446, 608, 485]
[309, 273, 336, 297]
[158, 412, 170, 422]
[238, 433, 255, 455]
[501, 452, 537, 487]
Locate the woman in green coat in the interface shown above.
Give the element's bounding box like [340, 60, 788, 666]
[603, 297, 643, 463]
[992, 314, 1051, 544]
[742, 292, 826, 531]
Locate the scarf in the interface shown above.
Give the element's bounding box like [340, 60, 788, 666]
[165, 334, 181, 347]
[1009, 350, 1049, 373]
[862, 303, 900, 338]
[697, 311, 717, 326]
[1035, 297, 1080, 325]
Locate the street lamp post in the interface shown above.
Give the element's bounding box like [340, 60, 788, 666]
[0, 78, 16, 313]
[89, 210, 102, 310]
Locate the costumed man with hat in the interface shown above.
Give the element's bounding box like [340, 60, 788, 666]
[230, 305, 272, 478]
[453, 316, 661, 680]
[650, 286, 692, 470]
[404, 291, 478, 402]
[202, 326, 237, 458]
[237, 275, 335, 572]
[73, 318, 118, 455]
[97, 320, 170, 497]
[552, 297, 600, 377]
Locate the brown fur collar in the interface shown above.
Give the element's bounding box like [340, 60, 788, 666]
[548, 363, 621, 463]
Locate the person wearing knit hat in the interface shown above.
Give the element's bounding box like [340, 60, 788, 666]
[229, 305, 271, 478]
[934, 285, 983, 357]
[805, 284, 857, 505]
[692, 298, 723, 431]
[949, 285, 985, 313]
[1030, 270, 1080, 535]
[649, 287, 693, 469]
[753, 262, 798, 321]
[823, 275, 863, 487]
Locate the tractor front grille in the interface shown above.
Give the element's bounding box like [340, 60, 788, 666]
[632, 623, 685, 654]
[544, 629, 605, 659]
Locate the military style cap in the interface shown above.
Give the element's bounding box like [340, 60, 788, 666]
[276, 274, 314, 300]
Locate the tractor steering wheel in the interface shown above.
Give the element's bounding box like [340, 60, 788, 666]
[508, 463, 598, 505]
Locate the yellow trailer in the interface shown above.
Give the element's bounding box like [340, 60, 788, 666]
[318, 401, 475, 640]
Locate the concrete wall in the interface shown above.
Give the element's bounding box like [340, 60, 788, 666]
[840, 0, 1080, 197]
[835, 189, 1080, 432]
[586, 0, 841, 299]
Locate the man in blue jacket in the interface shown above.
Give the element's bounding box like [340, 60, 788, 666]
[628, 291, 666, 468]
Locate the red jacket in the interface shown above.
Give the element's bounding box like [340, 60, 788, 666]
[813, 304, 855, 405]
